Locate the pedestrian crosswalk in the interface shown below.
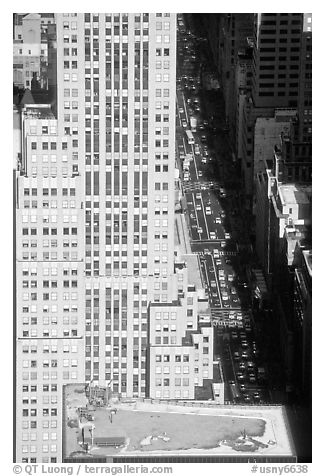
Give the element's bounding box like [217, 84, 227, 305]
[197, 250, 238, 257]
[183, 181, 220, 192]
[183, 183, 205, 192]
[211, 309, 251, 329]
[211, 309, 251, 319]
[212, 320, 243, 328]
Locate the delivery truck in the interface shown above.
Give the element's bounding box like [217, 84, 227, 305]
[190, 116, 197, 132]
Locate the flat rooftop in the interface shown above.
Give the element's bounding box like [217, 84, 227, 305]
[278, 184, 311, 206]
[63, 384, 295, 460]
[175, 213, 191, 254]
[23, 103, 55, 119]
[182, 253, 203, 291]
[213, 362, 223, 383]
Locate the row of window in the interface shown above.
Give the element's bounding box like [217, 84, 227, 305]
[155, 195, 169, 203]
[154, 164, 169, 172]
[22, 227, 78, 235]
[21, 432, 57, 441]
[28, 167, 76, 178]
[23, 408, 58, 417]
[22, 219, 77, 230]
[156, 35, 170, 43]
[22, 420, 57, 429]
[84, 13, 131, 23]
[155, 365, 192, 374]
[22, 304, 78, 314]
[155, 88, 170, 98]
[22, 292, 79, 301]
[63, 21, 77, 30]
[22, 384, 57, 392]
[22, 346, 78, 354]
[22, 268, 78, 276]
[155, 73, 170, 82]
[22, 239, 78, 248]
[21, 330, 77, 338]
[29, 153, 78, 162]
[155, 389, 190, 399]
[63, 34, 77, 43]
[30, 141, 69, 150]
[23, 201, 77, 209]
[22, 317, 78, 327]
[63, 47, 78, 56]
[21, 371, 78, 380]
[156, 378, 191, 386]
[24, 188, 76, 196]
[21, 445, 57, 454]
[22, 396, 58, 406]
[22, 280, 77, 288]
[23, 359, 78, 368]
[21, 252, 79, 261]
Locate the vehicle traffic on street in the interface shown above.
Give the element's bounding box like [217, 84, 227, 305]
[176, 15, 270, 405]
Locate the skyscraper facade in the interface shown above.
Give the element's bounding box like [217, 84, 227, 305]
[240, 13, 311, 202]
[55, 12, 179, 397]
[15, 103, 85, 463]
[15, 13, 213, 463]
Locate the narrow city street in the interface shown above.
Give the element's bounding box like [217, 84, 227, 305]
[175, 17, 312, 461]
[176, 15, 272, 405]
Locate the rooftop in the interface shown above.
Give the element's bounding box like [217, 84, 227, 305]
[213, 361, 224, 383]
[23, 13, 41, 21]
[278, 184, 311, 206]
[182, 253, 204, 291]
[63, 384, 295, 460]
[23, 103, 55, 119]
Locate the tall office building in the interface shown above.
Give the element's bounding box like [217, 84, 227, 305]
[15, 13, 214, 463]
[217, 13, 254, 142]
[15, 101, 85, 463]
[55, 12, 179, 396]
[239, 13, 311, 204]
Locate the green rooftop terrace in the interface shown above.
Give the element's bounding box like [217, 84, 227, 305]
[63, 384, 294, 460]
